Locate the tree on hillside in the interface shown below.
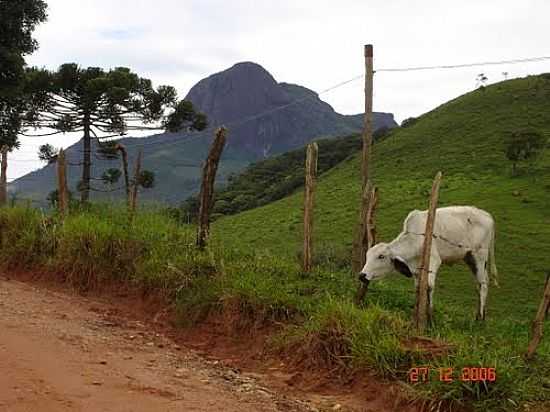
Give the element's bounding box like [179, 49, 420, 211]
[504, 129, 547, 175]
[0, 0, 48, 205]
[0, 0, 48, 98]
[2, 75, 52, 205]
[37, 143, 58, 163]
[101, 168, 122, 193]
[476, 73, 488, 89]
[401, 117, 417, 128]
[373, 126, 391, 140]
[137, 169, 155, 189]
[97, 141, 131, 203]
[96, 141, 156, 208]
[30, 64, 207, 202]
[47, 188, 74, 208]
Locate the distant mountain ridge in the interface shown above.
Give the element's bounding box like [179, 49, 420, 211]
[185, 62, 396, 158]
[11, 62, 397, 204]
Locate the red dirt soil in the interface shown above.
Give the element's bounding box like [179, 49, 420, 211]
[0, 271, 420, 412]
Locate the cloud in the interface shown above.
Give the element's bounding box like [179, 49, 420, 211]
[99, 27, 148, 41]
[11, 0, 550, 178]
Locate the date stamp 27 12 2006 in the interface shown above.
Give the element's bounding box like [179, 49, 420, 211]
[409, 367, 497, 383]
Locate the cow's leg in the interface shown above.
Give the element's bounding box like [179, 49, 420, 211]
[427, 274, 436, 326]
[472, 252, 489, 321]
[427, 257, 441, 326]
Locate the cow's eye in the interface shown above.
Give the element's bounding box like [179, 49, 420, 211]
[378, 254, 385, 260]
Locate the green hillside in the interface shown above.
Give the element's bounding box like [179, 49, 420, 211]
[209, 74, 550, 408]
[180, 132, 386, 219]
[214, 74, 550, 321]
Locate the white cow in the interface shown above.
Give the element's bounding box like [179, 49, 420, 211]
[358, 206, 498, 320]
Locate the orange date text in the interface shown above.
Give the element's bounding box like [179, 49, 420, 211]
[408, 367, 496, 383]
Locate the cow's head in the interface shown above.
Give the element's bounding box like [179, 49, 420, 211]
[358, 243, 414, 286]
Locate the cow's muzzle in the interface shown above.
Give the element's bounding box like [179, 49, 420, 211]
[358, 273, 370, 285]
[355, 274, 370, 305]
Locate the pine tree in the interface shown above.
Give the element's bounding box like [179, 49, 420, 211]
[29, 64, 207, 202]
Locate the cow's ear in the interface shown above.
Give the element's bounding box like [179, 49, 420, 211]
[391, 257, 413, 278]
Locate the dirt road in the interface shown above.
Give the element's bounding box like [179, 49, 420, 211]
[0, 275, 315, 412]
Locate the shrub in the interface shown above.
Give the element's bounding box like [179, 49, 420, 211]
[373, 126, 392, 140]
[504, 129, 547, 175]
[401, 117, 418, 128]
[0, 207, 55, 267]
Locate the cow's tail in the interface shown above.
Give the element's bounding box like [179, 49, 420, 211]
[489, 221, 499, 287]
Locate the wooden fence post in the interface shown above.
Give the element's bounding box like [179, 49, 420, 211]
[526, 274, 550, 359]
[57, 149, 69, 216]
[354, 183, 378, 305]
[362, 44, 374, 189]
[352, 181, 372, 272]
[196, 127, 227, 250]
[303, 142, 318, 273]
[129, 150, 142, 216]
[0, 147, 7, 207]
[352, 44, 375, 273]
[115, 144, 131, 207]
[366, 186, 378, 250]
[414, 172, 443, 332]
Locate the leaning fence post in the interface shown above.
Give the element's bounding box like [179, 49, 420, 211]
[0, 146, 8, 207]
[366, 186, 378, 251]
[352, 181, 372, 273]
[129, 149, 142, 217]
[303, 142, 318, 273]
[115, 144, 131, 208]
[57, 149, 69, 216]
[196, 127, 227, 250]
[352, 44, 375, 273]
[526, 274, 550, 359]
[362, 44, 374, 190]
[414, 171, 443, 332]
[354, 183, 378, 304]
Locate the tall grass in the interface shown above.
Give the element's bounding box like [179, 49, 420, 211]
[0, 204, 548, 411]
[0, 205, 214, 293]
[0, 207, 54, 267]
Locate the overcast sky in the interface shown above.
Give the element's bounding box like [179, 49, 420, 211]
[9, 0, 550, 180]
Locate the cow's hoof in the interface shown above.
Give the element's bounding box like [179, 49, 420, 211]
[475, 313, 485, 321]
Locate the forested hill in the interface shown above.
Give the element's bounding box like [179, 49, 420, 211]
[180, 128, 394, 219]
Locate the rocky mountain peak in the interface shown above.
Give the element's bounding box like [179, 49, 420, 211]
[185, 62, 290, 124]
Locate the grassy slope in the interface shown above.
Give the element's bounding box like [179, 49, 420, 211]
[211, 75, 550, 409]
[214, 75, 550, 323]
[210, 77, 550, 408]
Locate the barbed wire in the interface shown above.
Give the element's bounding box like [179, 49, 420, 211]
[104, 54, 550, 155]
[376, 55, 550, 72]
[9, 158, 41, 162]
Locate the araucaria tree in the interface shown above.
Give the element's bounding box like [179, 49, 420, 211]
[97, 141, 132, 203]
[30, 64, 207, 202]
[98, 142, 156, 207]
[0, 0, 48, 98]
[0, 0, 48, 205]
